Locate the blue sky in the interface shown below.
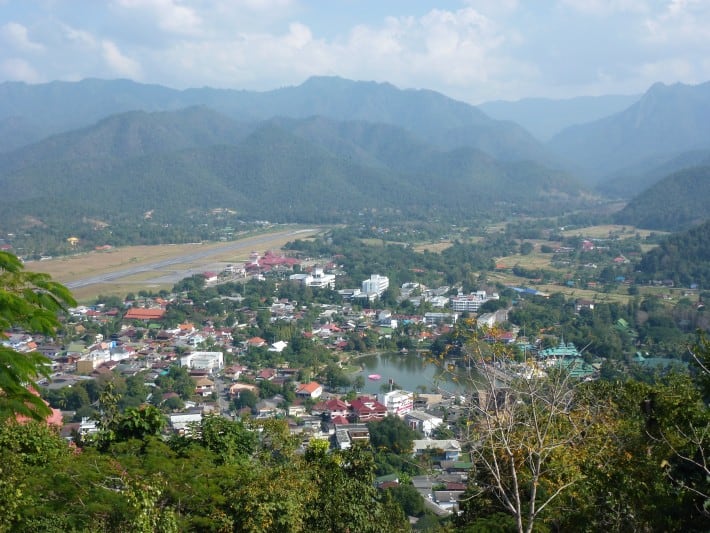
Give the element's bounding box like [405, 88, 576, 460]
[1, 0, 708, 103]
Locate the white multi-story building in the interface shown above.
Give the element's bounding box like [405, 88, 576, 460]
[378, 389, 414, 417]
[450, 291, 499, 313]
[424, 312, 459, 325]
[180, 351, 224, 373]
[362, 274, 389, 297]
[289, 267, 336, 289]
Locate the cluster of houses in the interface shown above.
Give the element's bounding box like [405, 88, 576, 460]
[5, 250, 626, 515]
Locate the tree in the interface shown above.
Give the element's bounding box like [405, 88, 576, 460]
[323, 363, 351, 391]
[387, 483, 426, 517]
[368, 414, 420, 455]
[232, 389, 258, 412]
[353, 374, 366, 392]
[456, 327, 609, 533]
[0, 251, 76, 422]
[303, 440, 409, 532]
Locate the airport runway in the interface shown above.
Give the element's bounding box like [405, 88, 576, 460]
[62, 228, 318, 290]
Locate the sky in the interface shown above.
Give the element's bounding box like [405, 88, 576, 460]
[0, 0, 708, 104]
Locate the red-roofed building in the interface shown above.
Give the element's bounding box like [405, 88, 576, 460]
[124, 308, 166, 321]
[247, 337, 267, 348]
[256, 368, 276, 381]
[296, 381, 323, 399]
[321, 397, 349, 418]
[350, 396, 388, 422]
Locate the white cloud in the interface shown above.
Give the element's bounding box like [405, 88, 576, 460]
[462, 0, 519, 17]
[0, 57, 41, 82]
[330, 7, 531, 98]
[61, 24, 98, 48]
[636, 57, 694, 82]
[643, 0, 710, 44]
[112, 5, 534, 102]
[1, 22, 45, 52]
[115, 0, 203, 35]
[284, 22, 312, 49]
[0, 1, 706, 101]
[101, 40, 142, 78]
[239, 0, 295, 11]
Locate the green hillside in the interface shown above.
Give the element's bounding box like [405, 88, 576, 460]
[0, 108, 587, 234]
[638, 219, 710, 287]
[0, 107, 250, 174]
[613, 166, 710, 231]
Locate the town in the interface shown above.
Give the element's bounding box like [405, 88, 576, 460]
[5, 223, 700, 524]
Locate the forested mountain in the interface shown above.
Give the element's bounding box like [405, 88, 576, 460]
[638, 219, 710, 287]
[613, 166, 710, 231]
[0, 76, 550, 163]
[0, 107, 252, 174]
[548, 81, 710, 184]
[478, 93, 639, 141]
[0, 109, 586, 231]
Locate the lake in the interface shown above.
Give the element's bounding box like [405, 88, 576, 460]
[352, 352, 474, 396]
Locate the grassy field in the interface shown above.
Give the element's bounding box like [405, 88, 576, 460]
[561, 224, 664, 239]
[412, 241, 454, 253]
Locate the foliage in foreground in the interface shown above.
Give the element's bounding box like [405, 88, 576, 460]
[0, 251, 76, 422]
[0, 415, 408, 532]
[453, 325, 710, 533]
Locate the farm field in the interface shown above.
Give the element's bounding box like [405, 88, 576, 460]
[560, 224, 663, 239]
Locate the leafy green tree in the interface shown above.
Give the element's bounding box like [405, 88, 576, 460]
[353, 374, 366, 391]
[323, 363, 351, 391]
[0, 419, 73, 531]
[232, 389, 258, 411]
[387, 483, 426, 516]
[368, 414, 420, 455]
[161, 395, 184, 412]
[0, 251, 76, 422]
[197, 414, 257, 465]
[304, 440, 409, 532]
[114, 405, 166, 442]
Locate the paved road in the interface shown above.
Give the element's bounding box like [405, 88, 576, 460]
[63, 228, 318, 290]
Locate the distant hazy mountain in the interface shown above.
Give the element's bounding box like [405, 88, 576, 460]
[0, 116, 48, 153]
[0, 76, 551, 163]
[0, 107, 586, 228]
[478, 94, 639, 141]
[548, 81, 710, 184]
[613, 166, 710, 231]
[598, 148, 710, 198]
[0, 78, 184, 142]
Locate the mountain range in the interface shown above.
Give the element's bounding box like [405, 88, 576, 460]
[0, 76, 547, 162]
[0, 105, 585, 231]
[548, 81, 710, 185]
[1, 76, 709, 236]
